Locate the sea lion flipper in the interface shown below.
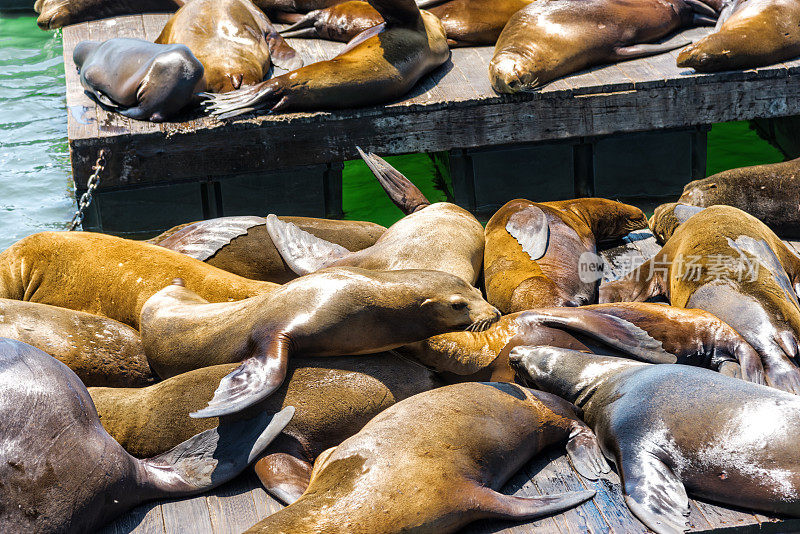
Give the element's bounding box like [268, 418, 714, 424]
[267, 33, 304, 71]
[474, 485, 596, 520]
[565, 421, 612, 481]
[155, 216, 264, 260]
[255, 452, 312, 505]
[621, 453, 690, 534]
[357, 147, 431, 214]
[368, 0, 422, 26]
[265, 214, 351, 275]
[142, 406, 294, 493]
[613, 41, 691, 60]
[506, 205, 549, 261]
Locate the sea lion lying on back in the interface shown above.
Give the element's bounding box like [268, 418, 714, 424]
[677, 0, 800, 71]
[204, 0, 450, 118]
[243, 382, 606, 534]
[513, 346, 800, 534]
[601, 205, 800, 394]
[484, 198, 647, 313]
[156, 0, 302, 94]
[490, 0, 721, 92]
[73, 38, 204, 122]
[265, 149, 484, 285]
[90, 354, 440, 504]
[150, 215, 386, 283]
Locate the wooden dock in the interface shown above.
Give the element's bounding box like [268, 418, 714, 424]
[98, 231, 800, 534]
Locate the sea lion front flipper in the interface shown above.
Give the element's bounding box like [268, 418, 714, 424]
[506, 205, 549, 261]
[473, 484, 596, 520]
[613, 41, 692, 60]
[621, 452, 690, 534]
[267, 31, 304, 71]
[141, 406, 294, 494]
[565, 421, 612, 480]
[368, 0, 423, 26]
[254, 451, 313, 505]
[155, 216, 264, 260]
[265, 214, 351, 275]
[357, 147, 431, 214]
[190, 334, 292, 418]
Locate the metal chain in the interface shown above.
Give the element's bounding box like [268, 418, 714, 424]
[68, 149, 106, 231]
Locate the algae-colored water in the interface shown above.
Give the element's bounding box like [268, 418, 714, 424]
[0, 12, 788, 250]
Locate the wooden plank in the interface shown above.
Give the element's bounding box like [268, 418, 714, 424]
[160, 495, 214, 534]
[250, 485, 284, 522]
[62, 22, 99, 145]
[206, 474, 262, 534]
[100, 503, 165, 534]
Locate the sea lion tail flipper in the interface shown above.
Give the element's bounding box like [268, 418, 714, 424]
[529, 310, 676, 364]
[265, 214, 351, 275]
[155, 216, 265, 260]
[621, 453, 690, 534]
[141, 406, 294, 495]
[565, 421, 612, 480]
[190, 335, 292, 418]
[613, 41, 691, 60]
[474, 485, 596, 520]
[356, 147, 431, 214]
[505, 205, 549, 261]
[268, 33, 304, 71]
[279, 13, 319, 38]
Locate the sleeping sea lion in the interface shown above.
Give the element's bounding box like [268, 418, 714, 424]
[149, 215, 386, 283]
[156, 0, 302, 94]
[35, 0, 180, 30]
[89, 353, 440, 504]
[0, 232, 276, 329]
[677, 0, 800, 71]
[203, 0, 450, 118]
[140, 268, 499, 416]
[0, 338, 293, 533]
[243, 382, 606, 534]
[600, 205, 800, 394]
[648, 202, 704, 244]
[401, 302, 764, 384]
[484, 198, 647, 313]
[0, 299, 155, 387]
[266, 150, 484, 285]
[73, 38, 204, 122]
[676, 157, 800, 238]
[490, 0, 721, 92]
[512, 346, 800, 534]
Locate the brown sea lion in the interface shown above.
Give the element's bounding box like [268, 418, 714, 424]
[73, 38, 204, 122]
[243, 381, 606, 534]
[280, 0, 533, 46]
[512, 346, 800, 534]
[600, 205, 800, 394]
[204, 0, 450, 118]
[266, 150, 484, 285]
[490, 0, 721, 93]
[156, 0, 302, 94]
[140, 267, 499, 416]
[676, 157, 800, 238]
[149, 215, 386, 283]
[677, 0, 800, 71]
[648, 202, 704, 244]
[0, 338, 293, 534]
[0, 298, 155, 387]
[402, 302, 764, 384]
[0, 232, 276, 329]
[35, 0, 180, 30]
[484, 198, 647, 313]
[89, 353, 440, 504]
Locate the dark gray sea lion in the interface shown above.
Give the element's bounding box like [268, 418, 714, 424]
[242, 382, 606, 533]
[512, 345, 800, 534]
[0, 337, 293, 534]
[73, 38, 204, 122]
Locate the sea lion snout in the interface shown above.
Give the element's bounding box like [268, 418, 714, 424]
[508, 345, 557, 384]
[489, 56, 533, 93]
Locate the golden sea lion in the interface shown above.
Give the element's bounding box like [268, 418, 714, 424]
[203, 0, 450, 118]
[648, 202, 704, 244]
[600, 205, 800, 394]
[0, 232, 276, 329]
[35, 0, 180, 30]
[484, 198, 647, 313]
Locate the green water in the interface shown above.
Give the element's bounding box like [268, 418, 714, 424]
[0, 12, 789, 249]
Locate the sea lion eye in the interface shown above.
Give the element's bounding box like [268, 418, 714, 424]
[451, 300, 468, 310]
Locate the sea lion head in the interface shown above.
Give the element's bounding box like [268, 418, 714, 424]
[36, 0, 72, 30]
[489, 52, 540, 94]
[414, 271, 501, 332]
[676, 37, 734, 72]
[649, 203, 704, 244]
[73, 40, 100, 70]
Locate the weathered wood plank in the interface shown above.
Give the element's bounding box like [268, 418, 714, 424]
[160, 495, 214, 534]
[100, 503, 165, 534]
[206, 474, 262, 534]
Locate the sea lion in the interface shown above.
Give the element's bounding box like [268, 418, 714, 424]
[73, 38, 204, 122]
[511, 346, 800, 534]
[280, 0, 533, 46]
[490, 0, 720, 93]
[0, 298, 155, 387]
[140, 267, 500, 416]
[35, 0, 180, 30]
[204, 0, 450, 118]
[677, 0, 800, 71]
[484, 198, 648, 313]
[676, 157, 800, 238]
[243, 382, 606, 534]
[0, 232, 275, 329]
[0, 337, 293, 533]
[149, 215, 386, 283]
[600, 205, 800, 394]
[649, 202, 704, 244]
[401, 302, 764, 384]
[156, 0, 301, 94]
[266, 150, 484, 285]
[89, 353, 440, 504]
